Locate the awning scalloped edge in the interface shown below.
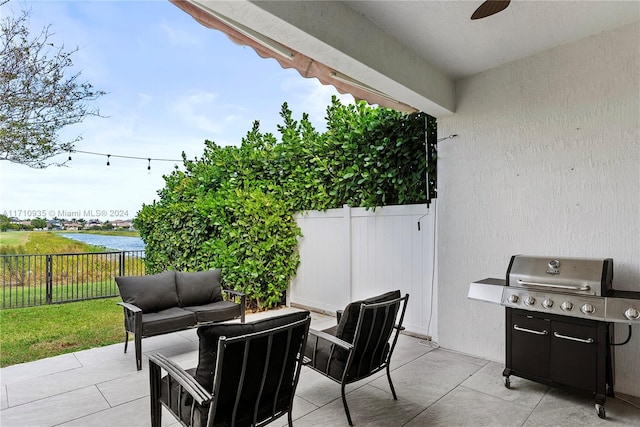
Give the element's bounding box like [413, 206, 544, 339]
[170, 0, 417, 113]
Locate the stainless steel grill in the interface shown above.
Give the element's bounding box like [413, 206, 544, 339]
[469, 255, 640, 323]
[468, 255, 640, 419]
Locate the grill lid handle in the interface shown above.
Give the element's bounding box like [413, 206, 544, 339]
[517, 279, 591, 292]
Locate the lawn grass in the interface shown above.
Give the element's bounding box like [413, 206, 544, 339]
[0, 231, 106, 254]
[0, 297, 125, 367]
[0, 231, 137, 366]
[1, 280, 121, 307]
[0, 232, 30, 248]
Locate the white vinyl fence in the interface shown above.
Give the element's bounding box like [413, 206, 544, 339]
[290, 203, 437, 339]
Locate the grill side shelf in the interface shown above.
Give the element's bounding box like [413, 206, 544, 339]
[468, 278, 505, 304]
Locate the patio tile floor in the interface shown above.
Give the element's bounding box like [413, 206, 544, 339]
[1, 307, 639, 427]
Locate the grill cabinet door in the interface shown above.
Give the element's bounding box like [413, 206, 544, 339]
[550, 321, 597, 392]
[510, 312, 550, 380]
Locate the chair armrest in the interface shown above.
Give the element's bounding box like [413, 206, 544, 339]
[222, 289, 245, 301]
[117, 301, 143, 337]
[308, 328, 354, 351]
[304, 328, 354, 366]
[148, 353, 211, 406]
[222, 289, 246, 322]
[117, 301, 142, 313]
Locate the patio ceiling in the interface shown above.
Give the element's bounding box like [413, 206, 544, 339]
[173, 1, 640, 117]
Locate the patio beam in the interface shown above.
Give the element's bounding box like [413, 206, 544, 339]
[185, 0, 456, 116]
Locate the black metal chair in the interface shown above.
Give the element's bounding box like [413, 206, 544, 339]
[303, 290, 409, 426]
[149, 311, 311, 427]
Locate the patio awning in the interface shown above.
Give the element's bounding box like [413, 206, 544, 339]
[170, 0, 417, 113]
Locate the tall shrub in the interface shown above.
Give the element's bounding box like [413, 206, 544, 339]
[136, 97, 435, 309]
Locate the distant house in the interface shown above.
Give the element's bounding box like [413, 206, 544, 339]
[47, 220, 63, 230]
[63, 222, 82, 231]
[112, 220, 133, 229]
[86, 220, 102, 229]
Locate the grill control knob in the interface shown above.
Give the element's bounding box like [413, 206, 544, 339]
[508, 294, 519, 304]
[524, 296, 536, 306]
[561, 301, 574, 311]
[581, 303, 596, 315]
[542, 299, 554, 309]
[624, 308, 640, 320]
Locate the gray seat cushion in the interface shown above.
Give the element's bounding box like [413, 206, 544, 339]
[176, 269, 223, 307]
[141, 307, 196, 336]
[116, 271, 178, 313]
[183, 300, 242, 323]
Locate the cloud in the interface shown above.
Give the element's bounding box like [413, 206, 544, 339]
[173, 91, 224, 134]
[159, 22, 201, 47]
[171, 91, 249, 140]
[137, 93, 153, 108]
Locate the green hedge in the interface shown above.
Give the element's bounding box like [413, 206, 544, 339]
[135, 97, 435, 309]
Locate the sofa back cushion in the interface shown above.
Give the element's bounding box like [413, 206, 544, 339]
[175, 269, 222, 307]
[115, 271, 178, 313]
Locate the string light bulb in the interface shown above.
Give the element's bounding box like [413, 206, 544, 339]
[106, 154, 111, 166]
[147, 158, 151, 171]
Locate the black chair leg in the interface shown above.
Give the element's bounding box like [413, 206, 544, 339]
[341, 382, 354, 426]
[135, 334, 142, 371]
[386, 364, 398, 400]
[288, 409, 294, 426]
[149, 361, 162, 427]
[124, 331, 129, 353]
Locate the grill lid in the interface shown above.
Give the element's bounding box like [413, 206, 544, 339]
[507, 255, 613, 296]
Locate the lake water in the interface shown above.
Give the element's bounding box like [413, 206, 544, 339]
[62, 233, 146, 252]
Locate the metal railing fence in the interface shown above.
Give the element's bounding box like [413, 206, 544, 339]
[0, 251, 145, 308]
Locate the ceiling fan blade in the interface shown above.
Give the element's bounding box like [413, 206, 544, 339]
[471, 0, 511, 20]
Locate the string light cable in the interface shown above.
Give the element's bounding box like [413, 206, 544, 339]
[68, 149, 185, 171]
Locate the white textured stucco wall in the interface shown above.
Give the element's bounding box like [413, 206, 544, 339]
[437, 22, 640, 396]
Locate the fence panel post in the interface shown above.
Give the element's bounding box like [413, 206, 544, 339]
[119, 251, 125, 277]
[46, 255, 53, 304]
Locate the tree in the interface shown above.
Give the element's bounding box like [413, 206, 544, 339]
[0, 214, 9, 231]
[0, 9, 106, 168]
[30, 217, 47, 229]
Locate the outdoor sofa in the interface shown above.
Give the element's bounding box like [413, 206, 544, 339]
[115, 269, 245, 370]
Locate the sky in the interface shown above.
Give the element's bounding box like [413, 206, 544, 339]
[0, 0, 353, 222]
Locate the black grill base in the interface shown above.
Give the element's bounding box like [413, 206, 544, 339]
[503, 308, 614, 418]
